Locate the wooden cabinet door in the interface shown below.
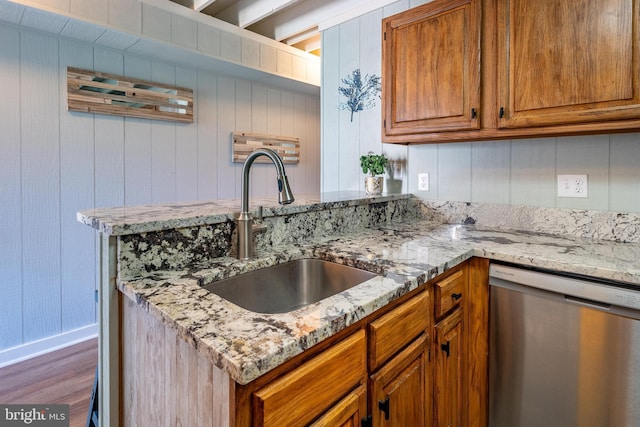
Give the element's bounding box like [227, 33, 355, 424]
[497, 0, 640, 128]
[382, 0, 481, 137]
[370, 334, 431, 426]
[434, 308, 463, 427]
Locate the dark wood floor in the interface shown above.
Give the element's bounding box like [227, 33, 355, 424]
[0, 338, 98, 427]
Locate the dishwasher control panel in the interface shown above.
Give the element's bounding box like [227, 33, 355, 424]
[489, 264, 640, 312]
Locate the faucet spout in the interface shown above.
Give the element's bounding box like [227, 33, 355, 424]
[237, 148, 294, 259]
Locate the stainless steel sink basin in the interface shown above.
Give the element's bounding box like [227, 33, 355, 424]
[204, 259, 377, 314]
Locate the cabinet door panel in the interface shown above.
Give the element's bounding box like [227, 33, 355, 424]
[383, 0, 480, 136]
[434, 308, 463, 427]
[370, 334, 431, 426]
[498, 0, 640, 127]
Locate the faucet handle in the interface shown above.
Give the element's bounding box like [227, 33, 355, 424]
[252, 205, 267, 235]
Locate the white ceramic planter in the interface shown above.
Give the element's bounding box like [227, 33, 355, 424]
[365, 176, 383, 195]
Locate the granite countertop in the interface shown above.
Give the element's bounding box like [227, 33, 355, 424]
[77, 192, 403, 235]
[118, 215, 640, 385]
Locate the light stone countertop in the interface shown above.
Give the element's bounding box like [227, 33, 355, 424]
[77, 192, 404, 235]
[117, 217, 640, 385]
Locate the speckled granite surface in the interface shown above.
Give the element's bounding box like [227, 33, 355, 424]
[77, 192, 414, 236]
[80, 194, 640, 385]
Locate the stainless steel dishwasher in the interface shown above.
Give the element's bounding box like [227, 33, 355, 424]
[489, 263, 640, 427]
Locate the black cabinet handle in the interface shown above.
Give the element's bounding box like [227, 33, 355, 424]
[499, 106, 505, 118]
[471, 108, 477, 119]
[452, 292, 462, 301]
[378, 397, 390, 420]
[361, 415, 372, 427]
[441, 341, 450, 357]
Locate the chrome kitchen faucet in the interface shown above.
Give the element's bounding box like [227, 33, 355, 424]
[237, 148, 294, 259]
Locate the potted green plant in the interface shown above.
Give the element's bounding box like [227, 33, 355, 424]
[360, 152, 388, 195]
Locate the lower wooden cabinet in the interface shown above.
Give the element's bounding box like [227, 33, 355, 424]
[120, 258, 490, 427]
[434, 308, 464, 427]
[370, 334, 431, 426]
[244, 260, 488, 427]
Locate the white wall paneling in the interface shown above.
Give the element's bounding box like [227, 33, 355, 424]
[321, 25, 340, 192]
[175, 67, 199, 202]
[59, 37, 96, 332]
[321, 5, 409, 194]
[225, 77, 242, 199]
[471, 141, 510, 204]
[266, 87, 283, 194]
[438, 143, 472, 202]
[21, 30, 62, 343]
[306, 95, 321, 193]
[610, 134, 640, 213]
[0, 21, 320, 356]
[0, 25, 22, 349]
[251, 84, 270, 197]
[338, 18, 361, 192]
[509, 138, 556, 207]
[198, 71, 219, 201]
[555, 135, 610, 211]
[151, 61, 178, 204]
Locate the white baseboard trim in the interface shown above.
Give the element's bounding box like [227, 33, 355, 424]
[0, 324, 98, 368]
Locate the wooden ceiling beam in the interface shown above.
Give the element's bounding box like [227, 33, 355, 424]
[215, 0, 303, 28]
[194, 0, 218, 12]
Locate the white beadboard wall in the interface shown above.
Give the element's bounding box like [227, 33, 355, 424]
[0, 22, 320, 356]
[321, 0, 640, 213]
[321, 0, 432, 193]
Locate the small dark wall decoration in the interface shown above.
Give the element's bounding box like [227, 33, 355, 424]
[338, 69, 381, 122]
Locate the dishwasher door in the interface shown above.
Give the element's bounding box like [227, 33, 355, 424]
[489, 264, 640, 427]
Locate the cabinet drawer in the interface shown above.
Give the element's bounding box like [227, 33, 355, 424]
[368, 291, 429, 371]
[253, 330, 366, 427]
[434, 269, 465, 319]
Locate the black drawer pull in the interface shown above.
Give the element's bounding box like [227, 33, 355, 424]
[451, 292, 462, 301]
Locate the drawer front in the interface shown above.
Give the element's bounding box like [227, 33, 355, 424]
[368, 291, 429, 371]
[253, 330, 366, 427]
[434, 269, 465, 319]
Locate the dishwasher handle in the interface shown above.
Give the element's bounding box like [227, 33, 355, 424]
[564, 295, 611, 311]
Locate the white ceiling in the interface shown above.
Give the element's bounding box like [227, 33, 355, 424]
[169, 0, 398, 56]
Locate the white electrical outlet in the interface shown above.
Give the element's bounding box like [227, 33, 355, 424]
[557, 174, 588, 198]
[418, 173, 430, 191]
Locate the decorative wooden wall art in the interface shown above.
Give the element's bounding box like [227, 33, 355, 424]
[66, 67, 194, 123]
[232, 132, 300, 164]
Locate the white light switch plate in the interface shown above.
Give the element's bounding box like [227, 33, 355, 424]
[557, 174, 588, 198]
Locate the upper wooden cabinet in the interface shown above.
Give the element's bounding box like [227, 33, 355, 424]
[497, 0, 640, 128]
[382, 0, 640, 143]
[382, 0, 481, 136]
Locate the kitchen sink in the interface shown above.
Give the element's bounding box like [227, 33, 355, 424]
[204, 259, 377, 314]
